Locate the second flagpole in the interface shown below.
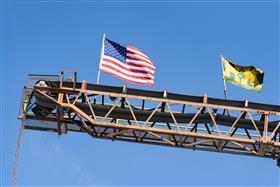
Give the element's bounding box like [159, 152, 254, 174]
[220, 55, 228, 99]
[96, 33, 106, 85]
[220, 55, 229, 115]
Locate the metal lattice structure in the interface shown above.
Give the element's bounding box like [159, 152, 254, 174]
[18, 72, 280, 167]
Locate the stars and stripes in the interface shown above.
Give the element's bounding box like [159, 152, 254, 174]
[99, 38, 155, 85]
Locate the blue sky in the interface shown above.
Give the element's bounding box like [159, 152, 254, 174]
[1, 1, 279, 186]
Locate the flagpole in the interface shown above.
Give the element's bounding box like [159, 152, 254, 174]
[96, 33, 106, 85]
[220, 55, 229, 115]
[220, 55, 228, 99]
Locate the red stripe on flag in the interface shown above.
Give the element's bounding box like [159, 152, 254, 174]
[127, 46, 143, 52]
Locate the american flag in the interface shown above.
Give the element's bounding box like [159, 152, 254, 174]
[99, 38, 155, 85]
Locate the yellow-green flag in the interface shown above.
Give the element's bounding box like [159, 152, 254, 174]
[221, 56, 264, 92]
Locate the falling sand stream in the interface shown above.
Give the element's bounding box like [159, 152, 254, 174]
[11, 123, 24, 187]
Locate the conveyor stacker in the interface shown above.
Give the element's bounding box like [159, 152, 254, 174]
[18, 71, 280, 167]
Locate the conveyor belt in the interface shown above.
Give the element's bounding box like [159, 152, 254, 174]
[34, 91, 280, 133]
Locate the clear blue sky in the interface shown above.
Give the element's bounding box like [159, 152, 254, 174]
[1, 1, 279, 186]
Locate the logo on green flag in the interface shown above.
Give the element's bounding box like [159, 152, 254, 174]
[221, 56, 264, 92]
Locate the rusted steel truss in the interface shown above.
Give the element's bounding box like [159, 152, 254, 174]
[18, 74, 280, 166]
